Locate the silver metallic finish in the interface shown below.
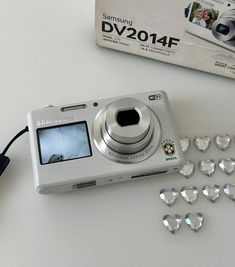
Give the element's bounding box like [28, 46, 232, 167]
[224, 183, 235, 201]
[185, 213, 204, 233]
[181, 186, 199, 204]
[214, 134, 232, 151]
[218, 158, 235, 175]
[105, 98, 151, 144]
[160, 188, 179, 207]
[193, 136, 211, 152]
[198, 159, 216, 177]
[202, 185, 220, 203]
[93, 98, 162, 163]
[101, 117, 154, 154]
[163, 214, 182, 234]
[212, 10, 235, 47]
[179, 161, 195, 179]
[28, 90, 184, 194]
[180, 137, 191, 153]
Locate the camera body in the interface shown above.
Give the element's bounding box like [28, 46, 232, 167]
[27, 90, 184, 194]
[185, 0, 235, 52]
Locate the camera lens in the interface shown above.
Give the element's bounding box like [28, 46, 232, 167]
[212, 11, 235, 46]
[116, 109, 140, 127]
[216, 24, 230, 35]
[93, 97, 162, 163]
[100, 98, 155, 154]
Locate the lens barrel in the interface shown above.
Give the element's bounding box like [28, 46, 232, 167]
[212, 9, 235, 47]
[93, 97, 161, 163]
[102, 98, 154, 154]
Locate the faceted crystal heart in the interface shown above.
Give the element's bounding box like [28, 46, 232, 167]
[180, 137, 191, 153]
[193, 136, 211, 152]
[218, 158, 235, 175]
[223, 184, 235, 201]
[185, 213, 204, 232]
[198, 159, 216, 177]
[163, 214, 182, 234]
[181, 186, 199, 204]
[214, 134, 231, 151]
[160, 188, 179, 207]
[202, 184, 220, 203]
[179, 161, 195, 179]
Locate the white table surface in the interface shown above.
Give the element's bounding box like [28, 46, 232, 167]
[0, 1, 235, 267]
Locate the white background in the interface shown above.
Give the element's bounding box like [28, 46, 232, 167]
[0, 0, 235, 267]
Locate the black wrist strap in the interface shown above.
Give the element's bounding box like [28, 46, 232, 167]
[0, 126, 29, 176]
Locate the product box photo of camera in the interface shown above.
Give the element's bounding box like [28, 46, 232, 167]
[185, 0, 235, 52]
[96, 0, 235, 79]
[27, 91, 184, 194]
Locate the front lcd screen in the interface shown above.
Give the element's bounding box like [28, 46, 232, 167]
[37, 122, 92, 165]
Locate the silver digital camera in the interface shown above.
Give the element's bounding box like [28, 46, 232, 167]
[27, 91, 184, 194]
[185, 0, 235, 52]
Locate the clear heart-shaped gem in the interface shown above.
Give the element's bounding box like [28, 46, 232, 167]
[214, 134, 231, 151]
[163, 214, 182, 234]
[193, 136, 211, 152]
[202, 184, 220, 203]
[160, 188, 179, 207]
[218, 158, 235, 175]
[179, 161, 195, 179]
[224, 184, 235, 201]
[180, 137, 191, 153]
[185, 213, 204, 232]
[181, 186, 199, 204]
[198, 159, 216, 177]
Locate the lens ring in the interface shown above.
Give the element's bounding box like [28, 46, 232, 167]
[92, 106, 162, 164]
[101, 115, 154, 154]
[105, 98, 152, 144]
[212, 13, 235, 44]
[220, 9, 235, 19]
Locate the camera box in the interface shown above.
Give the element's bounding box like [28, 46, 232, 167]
[95, 0, 235, 79]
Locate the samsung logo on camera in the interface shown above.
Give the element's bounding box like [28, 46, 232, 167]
[36, 116, 74, 127]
